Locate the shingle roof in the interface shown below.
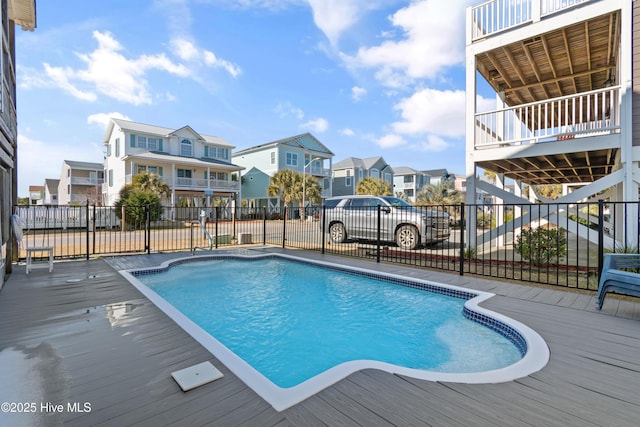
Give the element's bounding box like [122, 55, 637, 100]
[110, 118, 234, 148]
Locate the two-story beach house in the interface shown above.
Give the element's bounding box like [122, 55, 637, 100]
[43, 179, 60, 205]
[28, 185, 44, 205]
[465, 0, 635, 247]
[57, 160, 104, 205]
[231, 133, 334, 213]
[332, 157, 394, 197]
[392, 167, 430, 202]
[102, 118, 243, 211]
[1, 1, 36, 284]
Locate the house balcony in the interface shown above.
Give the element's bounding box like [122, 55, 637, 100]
[174, 177, 240, 192]
[125, 175, 240, 193]
[70, 177, 104, 185]
[475, 86, 620, 148]
[470, 0, 594, 41]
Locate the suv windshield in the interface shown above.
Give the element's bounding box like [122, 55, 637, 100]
[380, 197, 412, 207]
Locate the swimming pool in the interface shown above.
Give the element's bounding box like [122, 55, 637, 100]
[122, 253, 549, 411]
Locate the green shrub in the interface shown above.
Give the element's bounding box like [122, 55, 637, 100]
[476, 209, 496, 228]
[115, 190, 162, 227]
[514, 227, 567, 266]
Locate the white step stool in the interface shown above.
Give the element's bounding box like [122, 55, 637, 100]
[26, 246, 54, 274]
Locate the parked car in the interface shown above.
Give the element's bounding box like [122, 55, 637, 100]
[320, 195, 450, 250]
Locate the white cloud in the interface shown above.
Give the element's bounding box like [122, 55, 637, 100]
[274, 101, 305, 119]
[351, 86, 367, 102]
[171, 37, 242, 77]
[307, 0, 362, 45]
[410, 135, 448, 152]
[22, 30, 240, 106]
[301, 117, 329, 133]
[36, 31, 192, 105]
[18, 135, 104, 196]
[376, 133, 405, 148]
[392, 88, 466, 138]
[341, 0, 467, 88]
[341, 128, 355, 136]
[87, 112, 131, 129]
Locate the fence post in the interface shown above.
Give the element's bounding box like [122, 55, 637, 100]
[376, 205, 381, 263]
[85, 203, 90, 260]
[263, 207, 267, 246]
[92, 204, 96, 255]
[145, 205, 151, 254]
[282, 207, 287, 248]
[598, 199, 604, 283]
[459, 202, 465, 276]
[321, 205, 326, 255]
[215, 206, 220, 249]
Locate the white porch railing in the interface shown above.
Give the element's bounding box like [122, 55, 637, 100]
[474, 86, 620, 148]
[125, 175, 240, 192]
[174, 177, 240, 192]
[70, 177, 104, 185]
[470, 0, 592, 41]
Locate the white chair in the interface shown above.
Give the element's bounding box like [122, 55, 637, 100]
[11, 214, 54, 274]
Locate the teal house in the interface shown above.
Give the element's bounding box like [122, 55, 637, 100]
[232, 133, 334, 214]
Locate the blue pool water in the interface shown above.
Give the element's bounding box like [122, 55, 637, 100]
[135, 257, 523, 388]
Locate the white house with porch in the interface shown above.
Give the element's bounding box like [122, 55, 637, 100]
[465, 0, 636, 249]
[102, 118, 243, 211]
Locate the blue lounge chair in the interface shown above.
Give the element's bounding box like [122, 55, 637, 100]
[596, 253, 640, 309]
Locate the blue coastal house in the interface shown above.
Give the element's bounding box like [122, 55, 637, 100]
[332, 157, 393, 197]
[232, 133, 334, 213]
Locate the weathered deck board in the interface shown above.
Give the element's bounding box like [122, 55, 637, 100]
[1, 248, 639, 426]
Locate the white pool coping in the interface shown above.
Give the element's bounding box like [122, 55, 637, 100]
[120, 253, 550, 412]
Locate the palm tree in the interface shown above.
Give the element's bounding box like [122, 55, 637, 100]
[415, 181, 460, 205]
[132, 171, 171, 197]
[267, 169, 322, 220]
[356, 177, 392, 196]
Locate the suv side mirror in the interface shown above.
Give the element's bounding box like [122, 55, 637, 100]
[380, 206, 391, 214]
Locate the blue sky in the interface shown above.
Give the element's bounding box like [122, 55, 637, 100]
[16, 0, 491, 197]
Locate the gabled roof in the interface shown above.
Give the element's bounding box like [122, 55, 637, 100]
[107, 118, 234, 148]
[421, 169, 450, 178]
[63, 160, 103, 170]
[333, 156, 390, 171]
[45, 179, 60, 193]
[393, 166, 419, 175]
[233, 133, 334, 157]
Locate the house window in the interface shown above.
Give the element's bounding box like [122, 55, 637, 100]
[147, 138, 159, 150]
[286, 152, 298, 167]
[181, 139, 193, 157]
[270, 152, 276, 165]
[217, 148, 229, 160]
[358, 168, 363, 179]
[385, 173, 392, 183]
[346, 170, 352, 187]
[115, 138, 120, 157]
[137, 136, 147, 148]
[370, 168, 379, 179]
[177, 169, 192, 178]
[109, 170, 113, 187]
[107, 144, 112, 157]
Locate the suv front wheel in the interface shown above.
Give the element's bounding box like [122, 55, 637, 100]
[329, 222, 347, 243]
[396, 225, 420, 250]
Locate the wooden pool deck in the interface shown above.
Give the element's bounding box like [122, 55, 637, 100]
[1, 247, 639, 426]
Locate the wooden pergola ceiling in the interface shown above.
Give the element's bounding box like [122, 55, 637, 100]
[475, 10, 620, 186]
[476, 11, 620, 106]
[476, 148, 617, 186]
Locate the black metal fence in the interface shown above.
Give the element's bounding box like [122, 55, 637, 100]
[12, 201, 640, 291]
